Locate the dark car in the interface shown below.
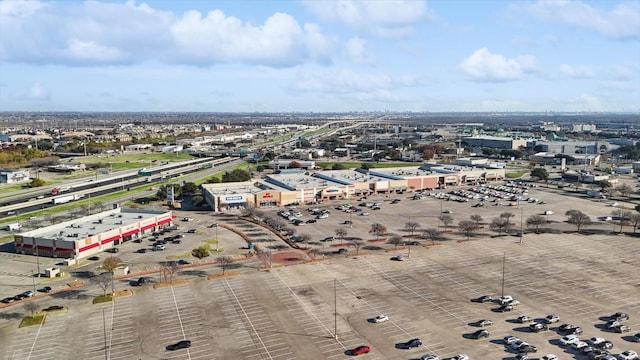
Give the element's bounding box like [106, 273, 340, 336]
[136, 249, 147, 253]
[133, 239, 143, 243]
[42, 305, 64, 312]
[404, 338, 422, 348]
[405, 241, 420, 246]
[172, 239, 181, 244]
[471, 329, 490, 339]
[88, 256, 100, 261]
[187, 229, 197, 233]
[131, 277, 147, 287]
[610, 312, 629, 321]
[477, 295, 493, 303]
[519, 344, 538, 353]
[595, 341, 613, 350]
[558, 324, 582, 335]
[178, 259, 190, 265]
[306, 219, 317, 224]
[337, 248, 348, 254]
[40, 286, 52, 293]
[350, 345, 371, 355]
[106, 248, 119, 253]
[321, 237, 334, 242]
[529, 322, 548, 332]
[166, 340, 191, 351]
[496, 305, 513, 312]
[1, 297, 15, 303]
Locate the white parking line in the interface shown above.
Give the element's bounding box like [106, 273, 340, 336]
[25, 319, 44, 360]
[223, 278, 274, 360]
[170, 285, 191, 360]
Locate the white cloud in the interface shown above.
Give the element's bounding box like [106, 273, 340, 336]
[0, 1, 332, 67]
[566, 93, 603, 111]
[10, 82, 51, 101]
[303, 0, 433, 37]
[345, 37, 373, 65]
[460, 48, 537, 82]
[526, 0, 640, 39]
[559, 64, 593, 78]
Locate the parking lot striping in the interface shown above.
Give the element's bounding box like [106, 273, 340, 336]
[169, 286, 192, 360]
[24, 315, 45, 360]
[222, 278, 274, 360]
[270, 271, 348, 349]
[358, 256, 475, 326]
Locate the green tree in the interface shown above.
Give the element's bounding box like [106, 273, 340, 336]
[530, 168, 549, 181]
[192, 246, 210, 263]
[331, 163, 345, 170]
[181, 182, 198, 195]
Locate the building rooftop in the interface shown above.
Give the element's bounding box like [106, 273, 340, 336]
[20, 208, 168, 242]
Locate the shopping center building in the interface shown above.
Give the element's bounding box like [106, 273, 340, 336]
[14, 208, 174, 260]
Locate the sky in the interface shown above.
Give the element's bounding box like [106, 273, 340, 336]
[0, 0, 639, 113]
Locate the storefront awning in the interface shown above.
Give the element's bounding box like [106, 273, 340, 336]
[79, 242, 100, 253]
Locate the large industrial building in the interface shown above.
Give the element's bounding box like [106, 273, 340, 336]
[14, 208, 174, 260]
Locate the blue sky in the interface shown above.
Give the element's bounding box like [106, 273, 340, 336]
[0, 0, 638, 113]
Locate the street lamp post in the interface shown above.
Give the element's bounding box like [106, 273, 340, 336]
[213, 223, 218, 251]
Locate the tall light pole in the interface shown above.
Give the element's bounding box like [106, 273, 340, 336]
[334, 278, 338, 340]
[501, 252, 506, 297]
[213, 223, 219, 251]
[519, 205, 524, 245]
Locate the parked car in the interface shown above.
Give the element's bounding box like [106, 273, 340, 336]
[350, 345, 370, 356]
[560, 335, 580, 346]
[166, 340, 191, 351]
[153, 244, 166, 251]
[187, 229, 197, 233]
[517, 315, 533, 323]
[404, 338, 422, 348]
[391, 255, 405, 261]
[420, 355, 439, 360]
[588, 337, 606, 346]
[503, 336, 520, 345]
[610, 312, 630, 321]
[519, 344, 538, 353]
[529, 322, 549, 332]
[106, 247, 119, 253]
[42, 305, 64, 312]
[372, 314, 389, 323]
[451, 355, 469, 360]
[39, 286, 52, 293]
[321, 237, 334, 242]
[499, 295, 514, 304]
[541, 355, 558, 360]
[614, 325, 631, 333]
[136, 249, 147, 253]
[22, 290, 34, 298]
[337, 248, 348, 254]
[617, 350, 639, 360]
[475, 319, 493, 327]
[476, 295, 493, 303]
[559, 324, 583, 334]
[545, 314, 560, 323]
[596, 341, 614, 350]
[496, 304, 513, 312]
[632, 332, 640, 342]
[1, 297, 15, 303]
[471, 329, 490, 339]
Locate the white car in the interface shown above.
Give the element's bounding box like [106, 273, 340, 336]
[152, 244, 166, 251]
[560, 335, 580, 346]
[451, 355, 469, 360]
[420, 355, 439, 360]
[571, 340, 588, 350]
[511, 340, 528, 350]
[618, 350, 639, 360]
[541, 355, 558, 360]
[588, 337, 606, 346]
[361, 212, 370, 216]
[503, 336, 520, 345]
[545, 314, 560, 323]
[499, 295, 514, 304]
[507, 299, 521, 306]
[372, 314, 389, 323]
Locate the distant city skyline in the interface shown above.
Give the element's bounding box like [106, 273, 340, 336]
[0, 0, 639, 113]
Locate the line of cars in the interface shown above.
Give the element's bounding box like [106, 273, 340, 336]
[1, 290, 35, 303]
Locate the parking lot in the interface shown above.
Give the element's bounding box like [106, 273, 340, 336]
[1, 182, 639, 359]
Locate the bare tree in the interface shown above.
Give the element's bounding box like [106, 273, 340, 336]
[92, 272, 112, 296]
[334, 228, 347, 244]
[387, 235, 404, 249]
[80, 204, 91, 216]
[24, 301, 38, 315]
[161, 262, 180, 283]
[308, 248, 323, 259]
[369, 223, 387, 241]
[300, 234, 312, 243]
[422, 228, 441, 245]
[458, 220, 479, 240]
[218, 255, 234, 275]
[629, 213, 640, 233]
[565, 210, 592, 234]
[470, 214, 483, 227]
[242, 204, 260, 219]
[617, 183, 633, 201]
[94, 201, 107, 212]
[439, 214, 454, 231]
[611, 210, 633, 233]
[489, 217, 511, 235]
[349, 240, 364, 256]
[500, 212, 515, 222]
[404, 221, 420, 237]
[526, 215, 547, 234]
[102, 257, 121, 294]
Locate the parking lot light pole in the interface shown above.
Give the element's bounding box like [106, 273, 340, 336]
[213, 223, 218, 251]
[334, 278, 338, 340]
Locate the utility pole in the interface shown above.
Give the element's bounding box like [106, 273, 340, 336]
[519, 206, 524, 245]
[501, 252, 506, 297]
[334, 278, 338, 340]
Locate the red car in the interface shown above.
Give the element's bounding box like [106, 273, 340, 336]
[351, 345, 371, 355]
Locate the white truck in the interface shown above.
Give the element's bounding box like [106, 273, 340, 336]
[5, 223, 22, 231]
[51, 193, 84, 205]
[586, 190, 606, 199]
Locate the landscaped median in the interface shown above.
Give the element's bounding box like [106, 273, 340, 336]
[152, 279, 189, 289]
[19, 312, 46, 328]
[92, 289, 133, 304]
